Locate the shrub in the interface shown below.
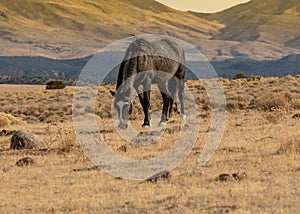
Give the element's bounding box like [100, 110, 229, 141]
[247, 76, 261, 81]
[276, 138, 300, 155]
[290, 98, 300, 110]
[0, 115, 10, 127]
[234, 73, 245, 79]
[46, 80, 66, 90]
[0, 10, 7, 19]
[252, 91, 289, 111]
[0, 112, 24, 127]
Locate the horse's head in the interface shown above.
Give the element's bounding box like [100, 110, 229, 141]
[110, 90, 132, 129]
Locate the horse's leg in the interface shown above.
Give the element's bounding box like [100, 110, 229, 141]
[142, 89, 151, 127]
[174, 63, 186, 120]
[158, 84, 170, 125]
[136, 79, 151, 128]
[134, 84, 144, 108]
[178, 79, 186, 120]
[168, 77, 178, 118]
[169, 96, 174, 118]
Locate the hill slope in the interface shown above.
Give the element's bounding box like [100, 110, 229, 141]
[1, 0, 300, 62]
[0, 0, 222, 59]
[191, 0, 300, 60]
[201, 0, 300, 45]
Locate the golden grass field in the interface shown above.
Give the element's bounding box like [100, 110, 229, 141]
[0, 76, 300, 213]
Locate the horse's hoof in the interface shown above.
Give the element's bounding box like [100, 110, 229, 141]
[158, 121, 166, 127]
[118, 123, 128, 129]
[142, 123, 151, 128]
[181, 114, 187, 120]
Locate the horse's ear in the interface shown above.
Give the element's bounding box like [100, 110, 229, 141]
[110, 90, 116, 97]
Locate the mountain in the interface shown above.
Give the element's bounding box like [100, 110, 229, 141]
[0, 55, 91, 77]
[1, 54, 299, 83]
[212, 54, 300, 78]
[1, 0, 300, 61]
[190, 0, 300, 60]
[0, 0, 222, 59]
[205, 0, 300, 44]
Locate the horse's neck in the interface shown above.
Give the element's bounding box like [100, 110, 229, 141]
[117, 74, 134, 95]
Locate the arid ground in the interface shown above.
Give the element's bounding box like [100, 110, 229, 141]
[0, 76, 300, 213]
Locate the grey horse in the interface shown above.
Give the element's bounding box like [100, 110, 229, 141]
[110, 37, 186, 129]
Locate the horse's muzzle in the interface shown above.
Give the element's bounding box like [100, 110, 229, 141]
[119, 123, 128, 129]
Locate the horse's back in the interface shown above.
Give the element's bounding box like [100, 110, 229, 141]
[119, 37, 185, 87]
[153, 38, 184, 64]
[126, 37, 184, 63]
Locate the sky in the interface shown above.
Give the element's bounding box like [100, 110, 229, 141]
[155, 0, 251, 13]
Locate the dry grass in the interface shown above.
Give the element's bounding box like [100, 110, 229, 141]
[0, 77, 300, 213]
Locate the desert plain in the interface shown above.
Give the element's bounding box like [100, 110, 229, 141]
[0, 76, 300, 213]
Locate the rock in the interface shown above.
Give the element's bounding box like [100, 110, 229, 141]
[232, 172, 247, 181]
[132, 130, 163, 144]
[118, 145, 127, 152]
[0, 129, 16, 136]
[144, 170, 170, 183]
[217, 172, 247, 182]
[217, 173, 233, 182]
[292, 113, 300, 119]
[16, 157, 35, 166]
[10, 130, 46, 150]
